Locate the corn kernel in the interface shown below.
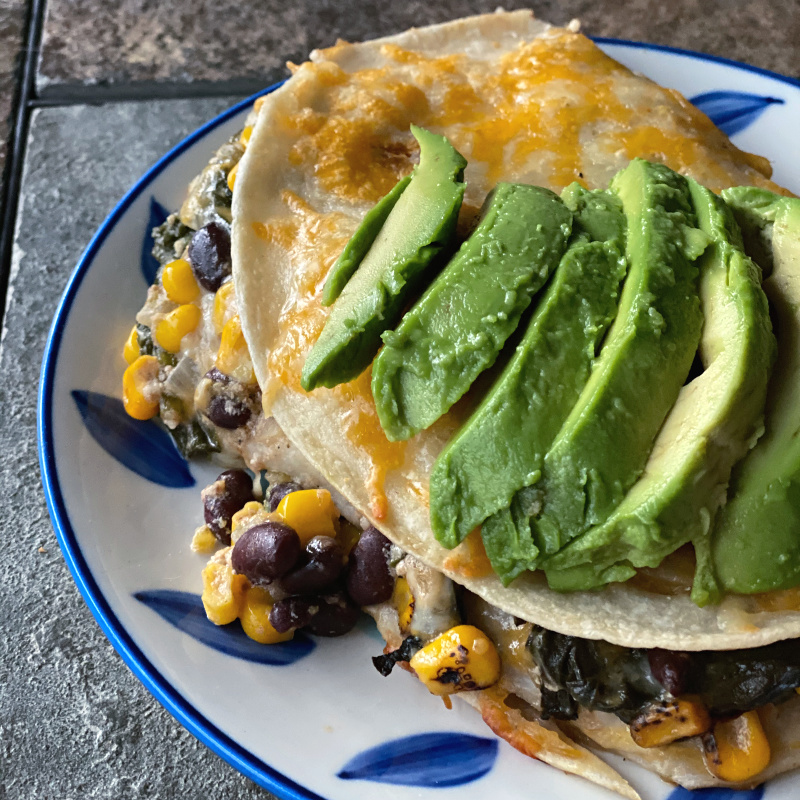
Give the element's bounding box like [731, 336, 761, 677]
[213, 280, 236, 334]
[191, 525, 219, 554]
[232, 501, 265, 532]
[337, 522, 361, 557]
[409, 625, 501, 696]
[162, 258, 200, 304]
[227, 163, 238, 193]
[630, 698, 710, 748]
[216, 315, 256, 384]
[239, 586, 294, 644]
[393, 576, 415, 632]
[703, 711, 771, 783]
[201, 553, 248, 625]
[275, 489, 338, 545]
[240, 126, 253, 146]
[122, 354, 160, 420]
[156, 303, 201, 353]
[123, 325, 140, 364]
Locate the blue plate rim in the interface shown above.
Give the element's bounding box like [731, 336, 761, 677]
[36, 41, 799, 800]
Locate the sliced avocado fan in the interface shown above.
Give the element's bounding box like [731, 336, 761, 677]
[301, 126, 466, 391]
[428, 185, 625, 562]
[372, 183, 573, 441]
[543, 181, 776, 596]
[531, 159, 708, 555]
[703, 189, 800, 599]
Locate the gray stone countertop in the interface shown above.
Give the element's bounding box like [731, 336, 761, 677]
[0, 96, 274, 800]
[0, 0, 27, 217]
[36, 0, 800, 98]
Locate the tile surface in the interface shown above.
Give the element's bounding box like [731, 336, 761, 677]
[0, 0, 27, 206]
[0, 96, 276, 799]
[36, 0, 800, 99]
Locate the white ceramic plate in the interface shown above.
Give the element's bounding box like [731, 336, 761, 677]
[39, 40, 800, 800]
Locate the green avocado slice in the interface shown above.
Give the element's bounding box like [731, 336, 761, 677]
[542, 181, 776, 597]
[321, 175, 412, 306]
[532, 159, 707, 554]
[703, 189, 800, 598]
[301, 126, 466, 391]
[428, 186, 625, 558]
[372, 183, 573, 441]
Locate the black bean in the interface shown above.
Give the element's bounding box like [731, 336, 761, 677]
[205, 394, 251, 429]
[269, 596, 318, 634]
[280, 536, 344, 595]
[232, 522, 301, 582]
[648, 649, 692, 696]
[268, 481, 302, 512]
[188, 222, 231, 292]
[306, 593, 361, 637]
[202, 469, 254, 545]
[346, 527, 394, 606]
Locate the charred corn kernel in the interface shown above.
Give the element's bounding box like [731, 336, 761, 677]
[239, 586, 294, 644]
[393, 576, 415, 632]
[275, 489, 338, 545]
[122, 354, 160, 420]
[191, 525, 219, 554]
[213, 280, 236, 334]
[201, 554, 248, 625]
[123, 325, 140, 364]
[162, 258, 200, 304]
[702, 711, 771, 783]
[156, 304, 201, 353]
[232, 501, 264, 532]
[216, 315, 256, 384]
[240, 126, 253, 146]
[227, 163, 238, 192]
[630, 698, 711, 748]
[409, 625, 501, 696]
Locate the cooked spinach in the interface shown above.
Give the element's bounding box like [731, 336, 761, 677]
[169, 417, 221, 459]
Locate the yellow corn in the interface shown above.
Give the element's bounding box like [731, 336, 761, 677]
[156, 304, 201, 353]
[393, 576, 415, 632]
[201, 553, 248, 626]
[239, 586, 294, 644]
[702, 711, 771, 783]
[275, 489, 338, 545]
[630, 698, 711, 748]
[409, 625, 501, 696]
[191, 525, 219, 554]
[213, 280, 236, 334]
[337, 522, 361, 557]
[162, 258, 200, 304]
[232, 501, 265, 533]
[123, 325, 140, 365]
[227, 163, 238, 192]
[122, 354, 160, 420]
[216, 315, 256, 384]
[240, 126, 253, 146]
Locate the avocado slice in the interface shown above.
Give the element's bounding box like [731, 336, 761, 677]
[542, 181, 776, 596]
[301, 126, 466, 391]
[321, 175, 412, 306]
[372, 183, 572, 441]
[532, 159, 707, 553]
[428, 186, 625, 558]
[703, 190, 800, 598]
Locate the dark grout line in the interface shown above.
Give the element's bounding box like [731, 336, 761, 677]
[0, 0, 46, 326]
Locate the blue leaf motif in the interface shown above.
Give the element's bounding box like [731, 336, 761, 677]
[337, 732, 498, 787]
[668, 786, 765, 800]
[134, 590, 315, 665]
[141, 197, 170, 284]
[71, 390, 194, 488]
[689, 91, 784, 136]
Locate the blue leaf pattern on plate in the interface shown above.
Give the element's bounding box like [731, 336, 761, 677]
[689, 91, 784, 136]
[134, 590, 316, 665]
[71, 390, 195, 487]
[141, 197, 170, 284]
[668, 786, 765, 800]
[337, 732, 498, 787]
